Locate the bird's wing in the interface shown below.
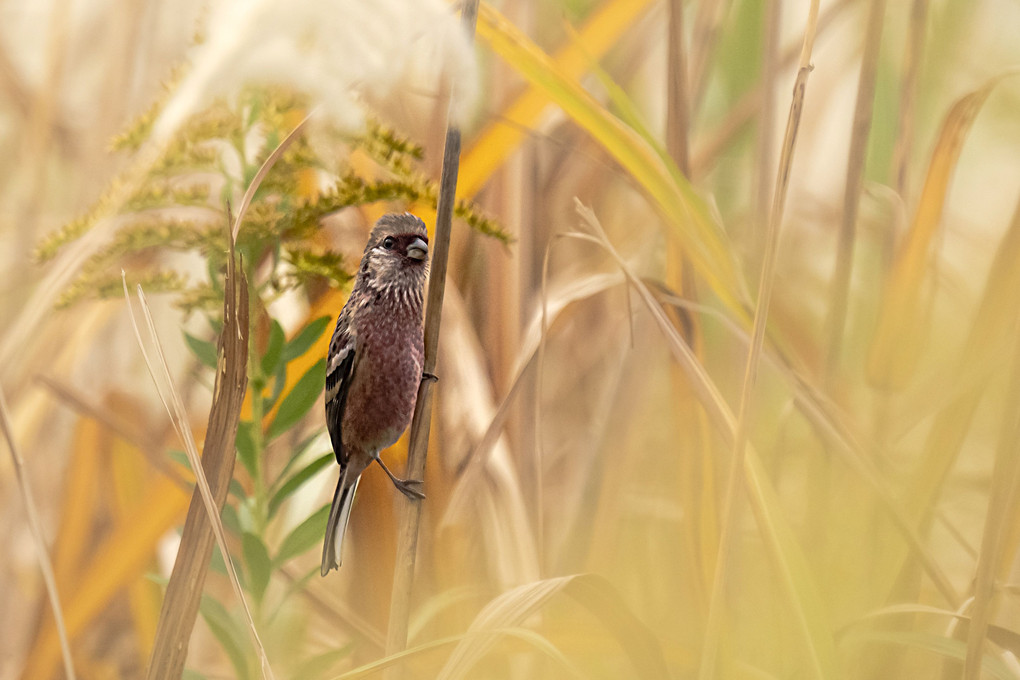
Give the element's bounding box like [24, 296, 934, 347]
[325, 314, 357, 466]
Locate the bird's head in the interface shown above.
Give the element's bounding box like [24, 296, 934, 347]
[358, 213, 430, 295]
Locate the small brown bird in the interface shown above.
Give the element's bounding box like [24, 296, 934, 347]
[321, 213, 431, 575]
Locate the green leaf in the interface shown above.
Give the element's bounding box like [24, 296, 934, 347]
[221, 503, 241, 535]
[184, 331, 219, 369]
[270, 431, 322, 492]
[265, 362, 287, 411]
[242, 532, 272, 602]
[168, 449, 190, 472]
[261, 319, 286, 377]
[199, 594, 251, 680]
[268, 452, 334, 519]
[274, 503, 330, 566]
[283, 315, 331, 362]
[235, 420, 256, 477]
[228, 478, 246, 501]
[267, 358, 325, 440]
[182, 669, 208, 680]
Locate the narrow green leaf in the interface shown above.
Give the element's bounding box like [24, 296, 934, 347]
[265, 362, 287, 411]
[267, 358, 325, 439]
[269, 431, 322, 494]
[261, 319, 286, 377]
[283, 315, 332, 362]
[221, 503, 240, 535]
[184, 331, 218, 369]
[242, 532, 272, 602]
[228, 478, 246, 501]
[199, 594, 251, 680]
[268, 452, 334, 519]
[274, 503, 330, 566]
[235, 420, 256, 477]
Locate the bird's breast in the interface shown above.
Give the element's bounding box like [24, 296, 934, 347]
[341, 300, 424, 454]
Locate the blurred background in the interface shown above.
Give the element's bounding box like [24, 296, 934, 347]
[3, 0, 1020, 678]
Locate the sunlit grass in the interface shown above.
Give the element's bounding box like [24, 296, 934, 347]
[3, 1, 1020, 679]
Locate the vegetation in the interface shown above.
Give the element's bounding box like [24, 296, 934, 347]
[3, 0, 1020, 679]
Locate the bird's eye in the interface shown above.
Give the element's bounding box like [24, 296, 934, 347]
[382, 236, 396, 250]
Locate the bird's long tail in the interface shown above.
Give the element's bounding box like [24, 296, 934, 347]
[321, 468, 360, 576]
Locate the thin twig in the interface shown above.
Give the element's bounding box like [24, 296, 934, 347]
[0, 384, 77, 680]
[699, 1, 820, 677]
[384, 0, 480, 672]
[35, 374, 190, 490]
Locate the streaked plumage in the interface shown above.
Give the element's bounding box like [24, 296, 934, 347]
[321, 213, 430, 576]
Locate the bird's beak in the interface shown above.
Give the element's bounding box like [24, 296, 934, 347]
[406, 237, 428, 261]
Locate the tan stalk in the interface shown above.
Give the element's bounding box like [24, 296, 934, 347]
[699, 1, 820, 677]
[0, 384, 77, 680]
[690, 0, 858, 178]
[890, 0, 930, 202]
[824, 0, 888, 380]
[126, 263, 274, 680]
[384, 0, 480, 673]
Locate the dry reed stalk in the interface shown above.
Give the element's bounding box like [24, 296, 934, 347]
[132, 249, 266, 680]
[0, 385, 77, 680]
[752, 0, 781, 265]
[824, 0, 888, 380]
[964, 200, 1020, 677]
[890, 0, 930, 202]
[143, 106, 316, 679]
[690, 0, 858, 178]
[698, 0, 820, 677]
[384, 2, 480, 671]
[666, 0, 691, 177]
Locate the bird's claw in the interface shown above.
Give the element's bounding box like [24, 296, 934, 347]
[392, 478, 426, 500]
[374, 457, 426, 500]
[422, 371, 438, 383]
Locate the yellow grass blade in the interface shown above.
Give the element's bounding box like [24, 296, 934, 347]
[20, 473, 189, 680]
[476, 3, 745, 315]
[573, 202, 841, 680]
[460, 0, 656, 199]
[867, 71, 1020, 389]
[2, 378, 77, 680]
[436, 574, 670, 680]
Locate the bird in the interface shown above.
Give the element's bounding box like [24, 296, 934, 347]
[321, 212, 432, 576]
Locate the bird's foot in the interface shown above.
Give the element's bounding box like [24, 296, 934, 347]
[422, 371, 438, 383]
[374, 457, 426, 499]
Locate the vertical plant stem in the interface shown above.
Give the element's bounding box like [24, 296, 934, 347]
[666, 0, 691, 177]
[384, 0, 480, 673]
[698, 2, 820, 678]
[890, 0, 929, 203]
[963, 200, 1020, 680]
[752, 0, 781, 271]
[824, 0, 887, 380]
[0, 385, 77, 680]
